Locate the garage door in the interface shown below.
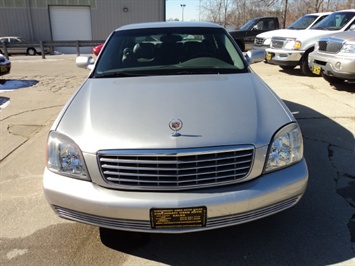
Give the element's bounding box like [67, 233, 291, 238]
[50, 6, 92, 54]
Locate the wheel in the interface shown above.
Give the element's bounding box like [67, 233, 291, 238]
[322, 73, 344, 84]
[27, 48, 37, 56]
[236, 40, 245, 52]
[280, 65, 296, 70]
[300, 51, 316, 76]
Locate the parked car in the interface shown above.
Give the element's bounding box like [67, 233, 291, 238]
[265, 9, 355, 76]
[92, 43, 103, 56]
[253, 12, 331, 50]
[0, 36, 50, 56]
[309, 30, 355, 84]
[0, 54, 11, 76]
[43, 21, 308, 234]
[229, 17, 280, 51]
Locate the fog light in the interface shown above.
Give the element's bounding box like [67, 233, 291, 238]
[335, 62, 342, 70]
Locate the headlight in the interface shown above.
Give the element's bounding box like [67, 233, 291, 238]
[264, 123, 303, 173]
[47, 131, 90, 180]
[284, 39, 302, 50]
[340, 43, 355, 53]
[263, 38, 271, 45]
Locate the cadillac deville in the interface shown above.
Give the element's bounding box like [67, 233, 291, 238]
[43, 22, 308, 233]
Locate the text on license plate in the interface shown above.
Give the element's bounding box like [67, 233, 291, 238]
[312, 65, 321, 75]
[150, 207, 207, 229]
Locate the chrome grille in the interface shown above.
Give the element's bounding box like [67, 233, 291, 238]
[98, 145, 254, 191]
[271, 38, 285, 49]
[254, 37, 264, 45]
[318, 37, 344, 53]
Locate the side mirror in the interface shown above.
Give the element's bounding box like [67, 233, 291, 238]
[76, 56, 94, 69]
[245, 49, 265, 64]
[349, 24, 355, 31]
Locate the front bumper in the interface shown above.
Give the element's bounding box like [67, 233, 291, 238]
[265, 48, 303, 66]
[0, 62, 11, 75]
[309, 52, 355, 80]
[43, 159, 308, 233]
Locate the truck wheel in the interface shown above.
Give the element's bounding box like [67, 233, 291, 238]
[300, 51, 316, 76]
[236, 40, 245, 52]
[27, 48, 37, 56]
[322, 73, 344, 84]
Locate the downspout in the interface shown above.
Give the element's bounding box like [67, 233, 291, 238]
[26, 0, 35, 40]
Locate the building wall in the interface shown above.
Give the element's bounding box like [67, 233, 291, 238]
[92, 0, 165, 40]
[0, 0, 165, 41]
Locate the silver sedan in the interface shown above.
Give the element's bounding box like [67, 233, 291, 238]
[43, 22, 308, 233]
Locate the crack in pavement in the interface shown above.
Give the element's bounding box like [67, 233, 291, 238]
[0, 105, 64, 122]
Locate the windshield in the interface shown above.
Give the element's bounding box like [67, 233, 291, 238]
[93, 27, 247, 78]
[287, 15, 319, 30]
[311, 11, 355, 30]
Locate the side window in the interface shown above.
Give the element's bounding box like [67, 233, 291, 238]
[255, 21, 264, 30]
[265, 19, 274, 30]
[10, 38, 20, 43]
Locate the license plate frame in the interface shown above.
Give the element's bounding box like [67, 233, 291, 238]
[0, 65, 7, 72]
[150, 206, 207, 229]
[312, 65, 321, 75]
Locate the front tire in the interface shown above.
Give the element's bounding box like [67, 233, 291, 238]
[300, 51, 316, 76]
[27, 48, 37, 56]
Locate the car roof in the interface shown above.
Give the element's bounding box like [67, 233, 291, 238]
[332, 9, 355, 13]
[115, 21, 224, 32]
[306, 12, 332, 16]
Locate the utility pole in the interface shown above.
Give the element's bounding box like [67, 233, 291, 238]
[181, 4, 186, 21]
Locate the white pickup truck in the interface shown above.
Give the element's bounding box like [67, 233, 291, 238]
[265, 9, 355, 76]
[253, 12, 331, 51]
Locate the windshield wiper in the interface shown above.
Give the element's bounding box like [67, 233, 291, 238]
[94, 72, 148, 78]
[312, 27, 328, 30]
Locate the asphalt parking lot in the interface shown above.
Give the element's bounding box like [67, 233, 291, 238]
[0, 54, 354, 265]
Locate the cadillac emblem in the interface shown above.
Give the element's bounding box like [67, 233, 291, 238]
[169, 119, 183, 136]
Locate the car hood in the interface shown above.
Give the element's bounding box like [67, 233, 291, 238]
[256, 29, 301, 38]
[272, 29, 342, 41]
[56, 73, 294, 153]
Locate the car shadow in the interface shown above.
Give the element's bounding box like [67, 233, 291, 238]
[330, 81, 355, 93]
[98, 101, 355, 265]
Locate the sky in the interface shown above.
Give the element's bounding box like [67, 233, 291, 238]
[166, 0, 201, 21]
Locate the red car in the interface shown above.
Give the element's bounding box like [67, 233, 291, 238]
[92, 44, 103, 56]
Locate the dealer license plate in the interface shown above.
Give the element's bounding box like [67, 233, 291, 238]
[312, 65, 321, 75]
[150, 207, 207, 229]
